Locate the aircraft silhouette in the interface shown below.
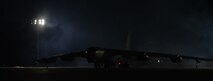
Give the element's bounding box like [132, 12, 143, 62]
[36, 47, 213, 68]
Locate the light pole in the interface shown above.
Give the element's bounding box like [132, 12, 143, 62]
[37, 26, 40, 60]
[33, 19, 45, 60]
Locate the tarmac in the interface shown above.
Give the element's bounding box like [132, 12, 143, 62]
[0, 67, 212, 81]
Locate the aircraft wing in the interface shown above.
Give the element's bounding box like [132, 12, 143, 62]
[36, 47, 213, 64]
[36, 52, 84, 63]
[84, 47, 213, 63]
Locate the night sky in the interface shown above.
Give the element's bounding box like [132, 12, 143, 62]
[1, 0, 213, 66]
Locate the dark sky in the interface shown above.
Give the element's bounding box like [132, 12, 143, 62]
[1, 0, 213, 66]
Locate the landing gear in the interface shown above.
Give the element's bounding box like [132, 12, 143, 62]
[94, 62, 104, 69]
[94, 62, 114, 69]
[94, 61, 130, 69]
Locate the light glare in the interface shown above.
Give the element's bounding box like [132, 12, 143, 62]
[157, 60, 160, 63]
[34, 20, 37, 24]
[39, 19, 42, 25]
[41, 19, 45, 25]
[33, 18, 45, 26]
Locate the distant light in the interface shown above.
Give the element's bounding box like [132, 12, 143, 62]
[34, 19, 45, 26]
[41, 19, 45, 25]
[157, 60, 160, 63]
[117, 61, 123, 65]
[32, 18, 46, 27]
[38, 19, 42, 25]
[34, 20, 37, 24]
